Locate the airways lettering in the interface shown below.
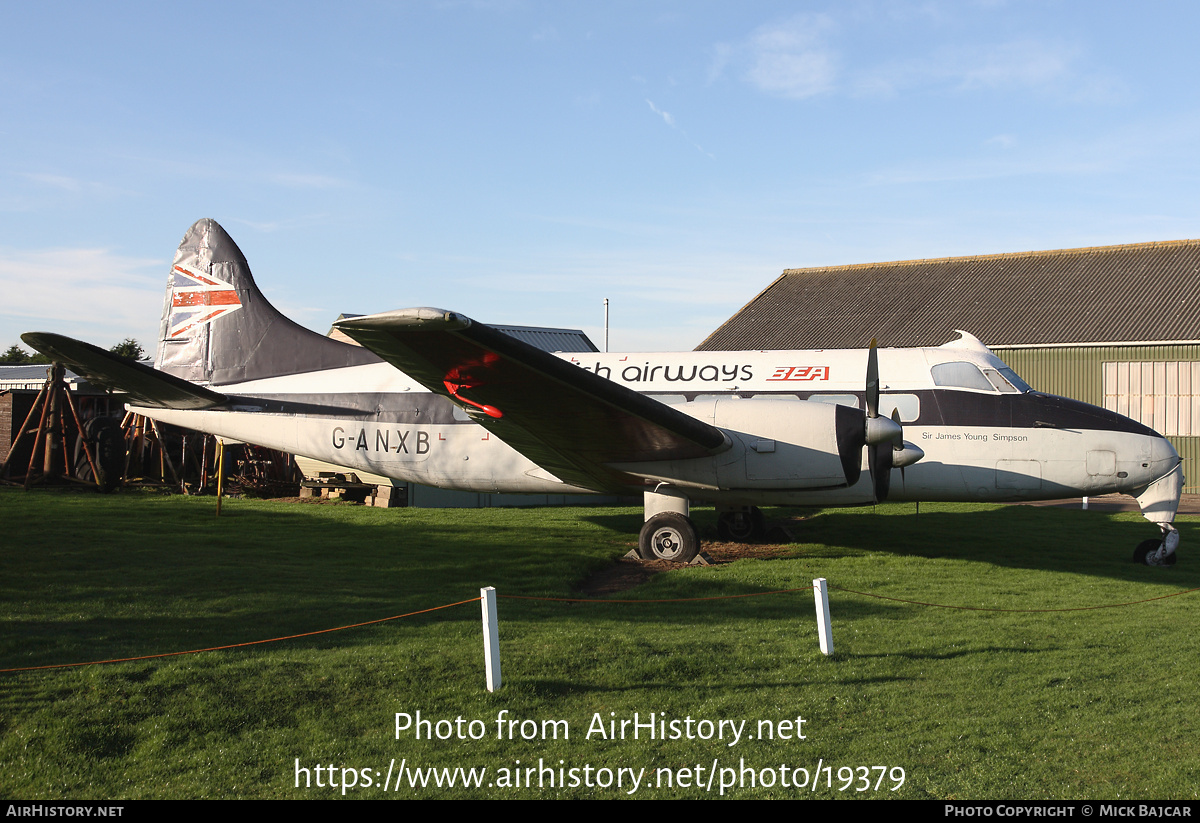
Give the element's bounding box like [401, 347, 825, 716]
[576, 361, 754, 384]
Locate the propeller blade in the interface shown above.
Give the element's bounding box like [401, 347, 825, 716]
[871, 442, 892, 502]
[864, 340, 891, 501]
[891, 406, 905, 490]
[863, 350, 925, 500]
[866, 339, 879, 419]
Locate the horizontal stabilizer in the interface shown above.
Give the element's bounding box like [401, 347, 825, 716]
[21, 332, 227, 410]
[336, 309, 729, 492]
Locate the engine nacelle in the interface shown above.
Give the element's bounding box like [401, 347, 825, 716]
[612, 397, 864, 491]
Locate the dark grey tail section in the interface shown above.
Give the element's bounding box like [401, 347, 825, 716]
[156, 219, 379, 386]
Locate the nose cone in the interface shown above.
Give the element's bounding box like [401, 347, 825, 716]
[1150, 433, 1182, 475]
[1133, 435, 1183, 527]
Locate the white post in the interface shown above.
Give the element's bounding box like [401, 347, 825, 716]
[813, 578, 833, 656]
[481, 587, 501, 692]
[1082, 496, 1089, 510]
[604, 297, 610, 353]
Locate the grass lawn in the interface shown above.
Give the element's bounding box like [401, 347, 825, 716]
[2, 487, 1197, 799]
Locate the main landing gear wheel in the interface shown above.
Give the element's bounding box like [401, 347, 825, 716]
[638, 513, 700, 563]
[717, 507, 766, 542]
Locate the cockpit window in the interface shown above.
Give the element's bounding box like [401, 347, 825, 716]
[931, 362, 996, 392]
[997, 367, 1032, 393]
[932, 361, 1030, 393]
[981, 368, 1020, 393]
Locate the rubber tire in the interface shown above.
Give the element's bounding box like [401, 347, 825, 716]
[638, 513, 700, 563]
[1133, 538, 1163, 565]
[717, 507, 766, 542]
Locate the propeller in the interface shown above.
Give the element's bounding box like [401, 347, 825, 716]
[863, 340, 923, 502]
[891, 406, 924, 471]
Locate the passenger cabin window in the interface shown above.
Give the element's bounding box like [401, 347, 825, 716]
[932, 362, 1000, 392]
[809, 393, 919, 421]
[808, 394, 860, 409]
[879, 394, 920, 422]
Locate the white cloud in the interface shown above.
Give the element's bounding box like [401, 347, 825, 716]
[644, 99, 714, 159]
[745, 51, 838, 99]
[855, 38, 1126, 102]
[719, 12, 1123, 105]
[0, 247, 164, 348]
[646, 99, 675, 127]
[955, 40, 1076, 90]
[20, 173, 86, 192]
[10, 172, 135, 204]
[984, 134, 1016, 149]
[864, 113, 1200, 188]
[716, 14, 839, 100]
[230, 214, 333, 234]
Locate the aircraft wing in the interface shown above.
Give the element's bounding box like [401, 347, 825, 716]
[21, 332, 228, 410]
[336, 309, 730, 492]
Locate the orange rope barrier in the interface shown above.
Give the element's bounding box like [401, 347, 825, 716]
[8, 582, 1197, 676]
[828, 584, 1200, 612]
[1, 596, 481, 674]
[501, 584, 1200, 612]
[499, 588, 808, 604]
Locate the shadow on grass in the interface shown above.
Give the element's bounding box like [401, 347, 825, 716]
[5, 489, 1198, 670]
[583, 502, 1200, 584]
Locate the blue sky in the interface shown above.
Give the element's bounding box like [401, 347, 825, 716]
[4, 1, 1200, 354]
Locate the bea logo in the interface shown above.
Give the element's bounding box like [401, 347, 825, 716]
[766, 366, 830, 381]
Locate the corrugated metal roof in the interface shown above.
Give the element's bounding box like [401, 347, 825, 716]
[696, 239, 1200, 351]
[0, 364, 93, 391]
[490, 325, 599, 353]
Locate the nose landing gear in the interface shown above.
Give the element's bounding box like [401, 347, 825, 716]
[1133, 525, 1179, 566]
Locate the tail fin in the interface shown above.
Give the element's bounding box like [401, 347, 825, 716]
[156, 219, 378, 386]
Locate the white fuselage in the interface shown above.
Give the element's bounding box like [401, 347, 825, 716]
[133, 338, 1183, 516]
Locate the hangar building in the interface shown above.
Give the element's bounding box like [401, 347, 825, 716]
[697, 239, 1200, 492]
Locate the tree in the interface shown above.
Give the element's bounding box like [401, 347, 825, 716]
[1, 344, 31, 363]
[110, 338, 146, 361]
[0, 345, 50, 364]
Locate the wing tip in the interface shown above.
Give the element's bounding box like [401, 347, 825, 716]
[20, 331, 227, 410]
[336, 308, 471, 333]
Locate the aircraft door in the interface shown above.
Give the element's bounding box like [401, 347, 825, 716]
[995, 459, 1042, 490]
